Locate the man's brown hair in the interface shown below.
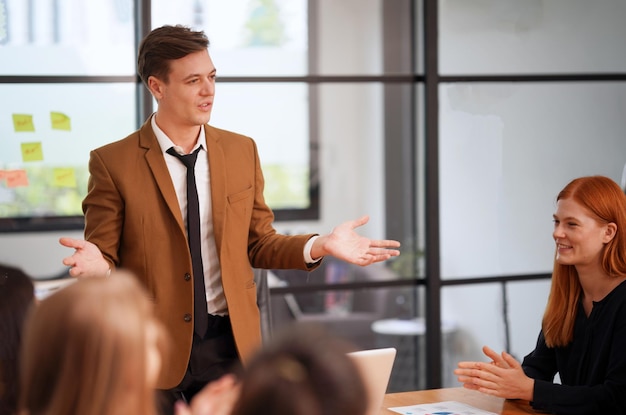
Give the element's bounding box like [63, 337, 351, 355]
[137, 24, 209, 86]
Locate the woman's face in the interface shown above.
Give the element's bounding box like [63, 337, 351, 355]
[145, 320, 162, 388]
[552, 198, 615, 269]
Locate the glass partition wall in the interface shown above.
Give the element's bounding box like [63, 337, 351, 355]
[434, 0, 626, 388]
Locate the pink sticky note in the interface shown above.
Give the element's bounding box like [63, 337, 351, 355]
[5, 170, 29, 187]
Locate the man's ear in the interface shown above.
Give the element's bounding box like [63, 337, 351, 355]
[147, 76, 164, 100]
[604, 222, 618, 243]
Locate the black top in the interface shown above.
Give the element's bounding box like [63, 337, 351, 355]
[522, 279, 626, 414]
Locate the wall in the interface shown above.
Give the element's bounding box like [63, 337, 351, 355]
[438, 0, 626, 376]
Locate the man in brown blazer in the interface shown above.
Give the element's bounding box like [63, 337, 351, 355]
[59, 24, 400, 406]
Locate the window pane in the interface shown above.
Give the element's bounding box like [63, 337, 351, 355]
[151, 0, 307, 76]
[442, 283, 508, 386]
[269, 262, 418, 392]
[270, 267, 413, 341]
[316, 0, 384, 75]
[0, 0, 135, 75]
[0, 83, 137, 221]
[507, 279, 551, 359]
[313, 83, 387, 237]
[210, 82, 310, 210]
[439, 0, 626, 75]
[442, 280, 551, 386]
[439, 82, 626, 279]
[315, 0, 415, 75]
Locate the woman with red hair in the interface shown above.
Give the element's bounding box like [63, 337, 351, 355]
[455, 175, 626, 414]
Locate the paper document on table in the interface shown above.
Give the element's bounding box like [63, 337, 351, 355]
[389, 400, 498, 415]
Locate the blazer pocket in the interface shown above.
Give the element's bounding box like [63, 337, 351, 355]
[227, 186, 253, 204]
[227, 186, 254, 223]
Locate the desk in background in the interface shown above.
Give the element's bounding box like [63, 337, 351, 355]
[381, 387, 537, 415]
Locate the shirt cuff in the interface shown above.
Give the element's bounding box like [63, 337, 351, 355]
[303, 235, 322, 264]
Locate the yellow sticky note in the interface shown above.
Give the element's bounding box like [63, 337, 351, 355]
[50, 111, 71, 131]
[53, 167, 77, 188]
[6, 170, 29, 188]
[21, 142, 44, 162]
[12, 114, 35, 132]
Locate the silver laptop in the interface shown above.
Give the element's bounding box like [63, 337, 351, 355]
[347, 347, 397, 415]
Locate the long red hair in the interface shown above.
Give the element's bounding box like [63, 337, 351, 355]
[543, 176, 626, 347]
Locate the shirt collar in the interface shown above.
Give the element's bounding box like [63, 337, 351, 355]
[151, 113, 206, 155]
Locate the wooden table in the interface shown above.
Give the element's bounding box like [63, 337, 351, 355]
[381, 388, 537, 414]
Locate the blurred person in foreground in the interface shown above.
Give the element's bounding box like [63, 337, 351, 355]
[455, 175, 626, 414]
[0, 264, 35, 415]
[231, 322, 368, 415]
[18, 271, 238, 415]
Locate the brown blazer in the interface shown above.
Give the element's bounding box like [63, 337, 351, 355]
[82, 118, 317, 389]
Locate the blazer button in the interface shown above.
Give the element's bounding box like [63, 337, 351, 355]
[183, 314, 192, 322]
[184, 273, 191, 281]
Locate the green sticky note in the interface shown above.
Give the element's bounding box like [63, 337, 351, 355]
[50, 111, 71, 131]
[21, 142, 43, 162]
[13, 114, 35, 132]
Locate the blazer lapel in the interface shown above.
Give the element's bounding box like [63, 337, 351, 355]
[205, 126, 226, 253]
[138, 120, 186, 233]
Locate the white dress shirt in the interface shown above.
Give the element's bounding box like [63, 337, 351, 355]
[152, 115, 227, 315]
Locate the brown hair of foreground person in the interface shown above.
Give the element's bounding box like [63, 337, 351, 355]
[231, 323, 368, 415]
[18, 271, 168, 415]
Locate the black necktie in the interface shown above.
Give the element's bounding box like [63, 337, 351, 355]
[167, 146, 208, 337]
